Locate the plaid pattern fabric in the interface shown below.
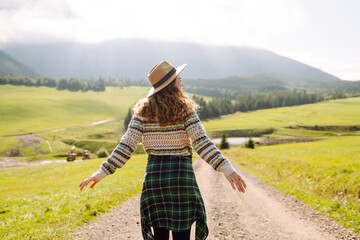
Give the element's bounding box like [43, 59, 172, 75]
[140, 155, 209, 240]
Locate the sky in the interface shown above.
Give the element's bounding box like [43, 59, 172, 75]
[1, 0, 359, 80]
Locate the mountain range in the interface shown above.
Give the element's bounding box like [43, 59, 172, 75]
[0, 50, 39, 77]
[1, 39, 340, 82]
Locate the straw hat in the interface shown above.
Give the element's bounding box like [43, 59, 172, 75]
[147, 60, 187, 97]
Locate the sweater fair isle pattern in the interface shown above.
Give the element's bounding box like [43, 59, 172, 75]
[91, 113, 236, 182]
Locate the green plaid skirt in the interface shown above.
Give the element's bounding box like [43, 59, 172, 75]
[140, 155, 208, 240]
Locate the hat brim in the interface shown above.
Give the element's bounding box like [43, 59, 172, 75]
[147, 63, 187, 98]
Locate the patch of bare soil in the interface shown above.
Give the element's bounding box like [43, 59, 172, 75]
[70, 158, 359, 240]
[5, 135, 46, 157]
[14, 135, 42, 147]
[258, 137, 322, 146]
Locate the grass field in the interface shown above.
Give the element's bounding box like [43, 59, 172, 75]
[1, 85, 360, 236]
[0, 85, 205, 160]
[223, 136, 360, 233]
[0, 155, 148, 239]
[36, 119, 126, 160]
[203, 97, 360, 132]
[0, 138, 20, 156]
[0, 85, 149, 137]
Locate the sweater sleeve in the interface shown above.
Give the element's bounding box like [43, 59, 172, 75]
[91, 114, 143, 182]
[185, 112, 237, 177]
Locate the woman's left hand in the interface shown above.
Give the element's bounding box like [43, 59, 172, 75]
[226, 171, 247, 193]
[79, 176, 98, 191]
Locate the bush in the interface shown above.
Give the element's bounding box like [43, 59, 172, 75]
[219, 134, 230, 149]
[53, 154, 68, 157]
[96, 147, 109, 158]
[62, 139, 76, 145]
[244, 137, 255, 149]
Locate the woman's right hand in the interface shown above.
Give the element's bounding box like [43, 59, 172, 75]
[79, 176, 98, 191]
[226, 171, 247, 193]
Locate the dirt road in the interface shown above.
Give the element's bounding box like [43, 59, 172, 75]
[71, 158, 359, 240]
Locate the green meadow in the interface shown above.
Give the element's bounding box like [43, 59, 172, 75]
[0, 85, 202, 160]
[203, 97, 360, 132]
[0, 85, 148, 160]
[205, 97, 360, 234]
[0, 153, 198, 239]
[0, 85, 149, 137]
[223, 136, 360, 233]
[0, 155, 147, 239]
[1, 85, 360, 237]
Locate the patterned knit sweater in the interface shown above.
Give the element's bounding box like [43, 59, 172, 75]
[91, 112, 237, 182]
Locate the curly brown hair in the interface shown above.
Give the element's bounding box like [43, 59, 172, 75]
[133, 79, 199, 126]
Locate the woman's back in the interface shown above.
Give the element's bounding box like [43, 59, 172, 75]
[79, 60, 247, 240]
[98, 111, 237, 182]
[132, 113, 192, 156]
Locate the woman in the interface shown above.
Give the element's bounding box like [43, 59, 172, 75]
[79, 60, 247, 240]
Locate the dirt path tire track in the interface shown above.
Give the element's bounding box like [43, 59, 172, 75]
[71, 158, 359, 240]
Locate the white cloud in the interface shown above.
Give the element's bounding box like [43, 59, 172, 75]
[0, 0, 75, 18]
[0, 0, 76, 43]
[1, 0, 302, 45]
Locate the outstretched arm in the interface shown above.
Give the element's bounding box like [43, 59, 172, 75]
[79, 114, 143, 190]
[185, 112, 246, 193]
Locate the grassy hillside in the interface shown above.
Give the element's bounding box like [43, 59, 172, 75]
[204, 96, 360, 234]
[0, 85, 149, 136]
[224, 136, 360, 233]
[0, 155, 147, 239]
[203, 97, 360, 133]
[0, 85, 207, 160]
[1, 85, 359, 237]
[0, 154, 198, 239]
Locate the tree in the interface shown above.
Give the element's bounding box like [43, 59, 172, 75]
[219, 134, 230, 149]
[124, 107, 133, 130]
[68, 78, 81, 91]
[194, 96, 209, 119]
[96, 147, 109, 158]
[57, 77, 68, 90]
[36, 78, 44, 87]
[244, 137, 255, 149]
[0, 75, 9, 85]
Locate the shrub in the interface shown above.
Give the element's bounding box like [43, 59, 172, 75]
[124, 107, 133, 130]
[219, 134, 230, 149]
[62, 139, 76, 145]
[244, 137, 255, 149]
[96, 147, 109, 158]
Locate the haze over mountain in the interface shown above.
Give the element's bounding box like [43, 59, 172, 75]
[0, 50, 39, 77]
[1, 39, 340, 81]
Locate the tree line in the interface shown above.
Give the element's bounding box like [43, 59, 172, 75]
[122, 89, 331, 125]
[183, 75, 360, 102]
[192, 89, 326, 120]
[0, 75, 151, 92]
[0, 75, 106, 92]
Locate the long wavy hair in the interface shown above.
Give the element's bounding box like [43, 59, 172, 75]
[133, 79, 199, 126]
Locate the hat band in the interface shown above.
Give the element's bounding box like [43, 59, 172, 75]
[152, 67, 176, 89]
